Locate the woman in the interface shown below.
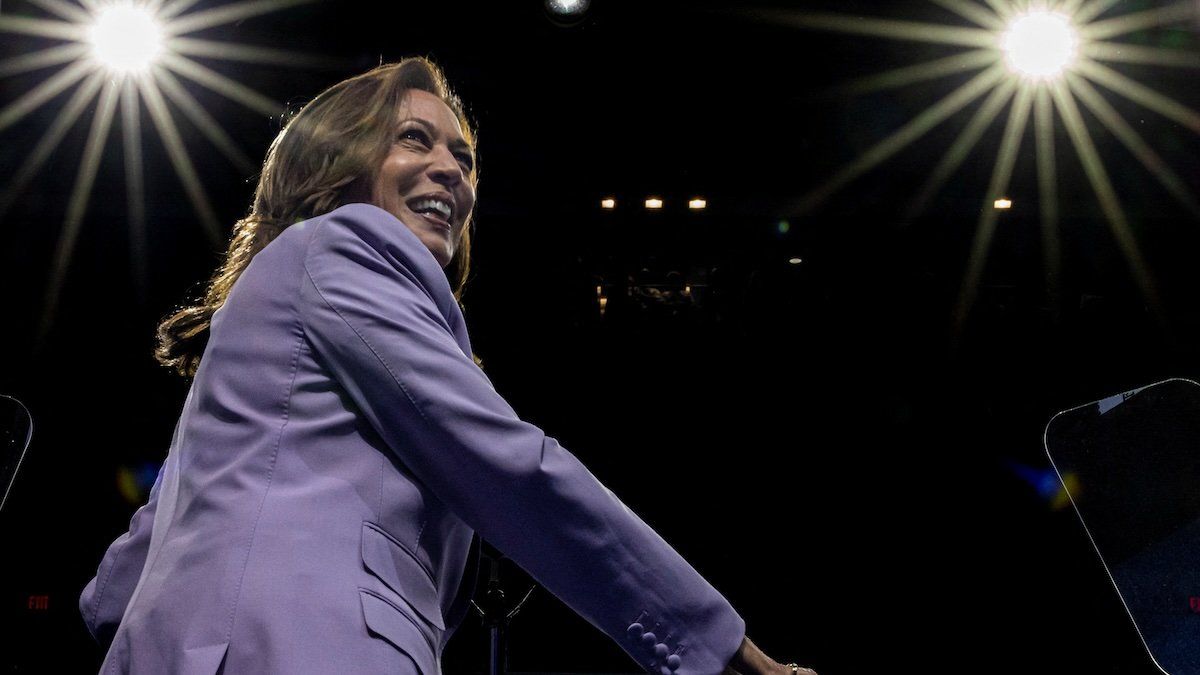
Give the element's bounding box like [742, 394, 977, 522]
[79, 57, 812, 675]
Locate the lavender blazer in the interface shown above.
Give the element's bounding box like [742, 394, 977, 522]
[80, 203, 745, 674]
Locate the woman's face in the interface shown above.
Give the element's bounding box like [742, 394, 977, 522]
[370, 89, 476, 268]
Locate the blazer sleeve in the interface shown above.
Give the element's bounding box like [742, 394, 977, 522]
[79, 462, 165, 649]
[298, 204, 746, 675]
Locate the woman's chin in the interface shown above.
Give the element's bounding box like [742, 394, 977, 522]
[426, 239, 454, 268]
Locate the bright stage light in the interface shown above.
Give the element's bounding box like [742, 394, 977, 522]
[1002, 11, 1078, 79]
[546, 0, 589, 17]
[756, 2, 1200, 341]
[0, 0, 321, 337]
[88, 3, 163, 75]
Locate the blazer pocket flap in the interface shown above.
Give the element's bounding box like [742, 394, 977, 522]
[361, 521, 446, 630]
[360, 590, 437, 675]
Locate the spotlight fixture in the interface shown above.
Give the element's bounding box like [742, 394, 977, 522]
[1002, 11, 1078, 80]
[544, 0, 590, 27]
[688, 198, 707, 210]
[994, 198, 1013, 209]
[88, 3, 163, 75]
[645, 197, 663, 209]
[600, 197, 616, 209]
[547, 0, 589, 14]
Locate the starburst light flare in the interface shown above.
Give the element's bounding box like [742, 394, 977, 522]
[0, 0, 337, 340]
[730, 0, 1200, 342]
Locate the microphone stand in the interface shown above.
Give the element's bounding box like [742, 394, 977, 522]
[471, 542, 538, 675]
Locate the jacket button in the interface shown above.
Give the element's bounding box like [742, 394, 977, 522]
[627, 623, 644, 639]
[641, 632, 657, 647]
[654, 643, 669, 658]
[667, 654, 682, 670]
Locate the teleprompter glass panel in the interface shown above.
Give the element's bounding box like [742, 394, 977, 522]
[1045, 378, 1200, 674]
[0, 394, 32, 514]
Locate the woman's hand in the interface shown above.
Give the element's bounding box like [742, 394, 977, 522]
[721, 636, 818, 675]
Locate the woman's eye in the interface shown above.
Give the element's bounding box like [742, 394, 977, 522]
[399, 129, 429, 144]
[398, 129, 473, 171]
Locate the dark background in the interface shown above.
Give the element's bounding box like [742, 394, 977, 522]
[1, 0, 1199, 672]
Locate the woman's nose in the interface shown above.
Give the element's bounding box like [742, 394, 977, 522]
[428, 145, 465, 183]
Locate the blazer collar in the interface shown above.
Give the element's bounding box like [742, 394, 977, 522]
[349, 203, 474, 361]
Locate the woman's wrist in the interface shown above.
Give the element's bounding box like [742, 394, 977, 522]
[726, 635, 787, 675]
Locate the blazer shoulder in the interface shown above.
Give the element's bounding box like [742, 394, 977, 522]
[304, 203, 428, 264]
[299, 201, 471, 356]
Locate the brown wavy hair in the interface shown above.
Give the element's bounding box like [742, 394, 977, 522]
[155, 56, 482, 377]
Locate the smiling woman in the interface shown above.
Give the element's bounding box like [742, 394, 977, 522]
[153, 57, 482, 377]
[81, 56, 807, 675]
[364, 88, 478, 269]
